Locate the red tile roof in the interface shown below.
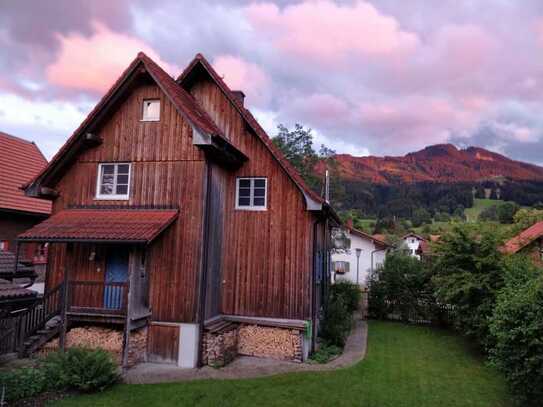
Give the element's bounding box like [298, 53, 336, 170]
[26, 52, 239, 192]
[349, 227, 390, 247]
[177, 53, 326, 207]
[19, 209, 178, 243]
[502, 221, 543, 254]
[0, 132, 51, 215]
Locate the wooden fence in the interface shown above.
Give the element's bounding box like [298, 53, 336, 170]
[369, 296, 455, 326]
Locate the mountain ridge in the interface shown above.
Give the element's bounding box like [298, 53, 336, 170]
[330, 144, 543, 185]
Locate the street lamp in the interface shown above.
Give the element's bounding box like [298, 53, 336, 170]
[355, 248, 362, 286]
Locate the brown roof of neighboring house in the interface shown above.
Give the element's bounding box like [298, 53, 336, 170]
[403, 232, 426, 241]
[19, 208, 179, 243]
[502, 221, 543, 254]
[177, 53, 328, 210]
[0, 250, 35, 278]
[0, 132, 51, 215]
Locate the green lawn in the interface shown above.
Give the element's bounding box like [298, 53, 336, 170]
[465, 198, 504, 222]
[53, 322, 512, 407]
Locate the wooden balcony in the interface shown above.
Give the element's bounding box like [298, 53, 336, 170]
[67, 281, 128, 322]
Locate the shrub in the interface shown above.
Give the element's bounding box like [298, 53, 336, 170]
[0, 367, 47, 402]
[368, 252, 435, 323]
[309, 343, 342, 364]
[43, 347, 119, 393]
[319, 295, 352, 347]
[330, 281, 361, 314]
[489, 258, 543, 406]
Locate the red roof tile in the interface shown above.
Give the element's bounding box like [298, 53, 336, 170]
[19, 209, 178, 243]
[177, 54, 326, 207]
[502, 221, 543, 254]
[0, 132, 51, 215]
[26, 52, 237, 191]
[349, 227, 390, 247]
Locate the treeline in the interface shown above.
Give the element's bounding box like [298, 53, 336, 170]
[332, 181, 473, 219]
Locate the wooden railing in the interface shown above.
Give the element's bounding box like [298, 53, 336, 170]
[68, 281, 128, 315]
[0, 283, 64, 356]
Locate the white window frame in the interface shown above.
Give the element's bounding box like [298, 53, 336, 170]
[235, 177, 267, 211]
[95, 163, 132, 200]
[141, 99, 160, 122]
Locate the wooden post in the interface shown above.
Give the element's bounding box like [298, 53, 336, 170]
[59, 244, 71, 351]
[121, 247, 134, 368]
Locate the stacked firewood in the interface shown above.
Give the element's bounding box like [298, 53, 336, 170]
[237, 325, 302, 361]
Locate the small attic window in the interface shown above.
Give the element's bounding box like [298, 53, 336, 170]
[142, 99, 160, 121]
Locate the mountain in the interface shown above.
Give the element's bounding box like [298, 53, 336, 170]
[331, 144, 543, 185]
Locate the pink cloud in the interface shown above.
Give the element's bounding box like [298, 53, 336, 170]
[245, 1, 419, 66]
[212, 55, 271, 106]
[46, 22, 175, 93]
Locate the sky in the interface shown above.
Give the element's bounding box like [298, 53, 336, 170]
[2, 0, 543, 164]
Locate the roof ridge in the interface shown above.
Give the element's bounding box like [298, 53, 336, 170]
[0, 131, 37, 146]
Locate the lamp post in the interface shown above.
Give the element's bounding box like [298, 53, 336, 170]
[355, 248, 362, 286]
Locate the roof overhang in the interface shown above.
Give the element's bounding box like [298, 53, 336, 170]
[18, 208, 178, 244]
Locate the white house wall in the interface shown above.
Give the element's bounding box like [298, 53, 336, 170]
[332, 232, 387, 287]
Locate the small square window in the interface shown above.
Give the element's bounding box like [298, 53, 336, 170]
[142, 99, 160, 121]
[96, 163, 131, 200]
[236, 177, 267, 210]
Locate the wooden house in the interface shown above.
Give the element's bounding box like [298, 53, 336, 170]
[19, 53, 338, 367]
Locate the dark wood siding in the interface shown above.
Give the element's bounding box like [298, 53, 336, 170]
[47, 82, 206, 323]
[147, 323, 179, 363]
[191, 78, 316, 321]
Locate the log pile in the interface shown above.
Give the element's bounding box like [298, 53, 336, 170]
[238, 325, 303, 362]
[40, 326, 148, 367]
[202, 327, 238, 367]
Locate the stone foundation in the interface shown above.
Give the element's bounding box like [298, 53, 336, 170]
[238, 325, 303, 362]
[202, 327, 239, 367]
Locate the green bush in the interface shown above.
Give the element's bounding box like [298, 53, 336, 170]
[309, 343, 342, 364]
[0, 367, 47, 402]
[319, 295, 352, 347]
[43, 347, 119, 393]
[489, 258, 543, 406]
[330, 281, 361, 314]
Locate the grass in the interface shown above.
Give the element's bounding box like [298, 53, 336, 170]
[465, 198, 504, 222]
[53, 322, 512, 407]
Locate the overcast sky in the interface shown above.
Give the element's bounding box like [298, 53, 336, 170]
[2, 0, 543, 163]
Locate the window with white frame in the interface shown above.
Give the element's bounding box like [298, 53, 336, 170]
[332, 261, 350, 274]
[142, 99, 160, 121]
[236, 177, 267, 210]
[96, 163, 131, 199]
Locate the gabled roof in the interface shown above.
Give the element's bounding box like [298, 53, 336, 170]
[0, 132, 51, 215]
[502, 221, 543, 254]
[177, 53, 329, 212]
[402, 232, 426, 241]
[348, 227, 390, 248]
[0, 278, 37, 301]
[25, 52, 245, 195]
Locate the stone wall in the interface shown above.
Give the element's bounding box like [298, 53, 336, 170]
[237, 325, 303, 362]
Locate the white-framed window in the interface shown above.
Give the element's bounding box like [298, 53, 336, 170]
[142, 99, 160, 121]
[333, 261, 350, 274]
[235, 177, 267, 210]
[96, 163, 131, 200]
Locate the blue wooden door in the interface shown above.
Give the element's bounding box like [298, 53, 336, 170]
[104, 248, 129, 310]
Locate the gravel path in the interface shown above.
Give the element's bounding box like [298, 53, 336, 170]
[124, 317, 368, 384]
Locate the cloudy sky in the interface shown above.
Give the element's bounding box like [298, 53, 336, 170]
[2, 0, 543, 163]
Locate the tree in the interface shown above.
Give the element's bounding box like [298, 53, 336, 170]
[272, 124, 320, 190]
[478, 205, 499, 222]
[412, 208, 432, 227]
[431, 225, 505, 348]
[496, 202, 519, 224]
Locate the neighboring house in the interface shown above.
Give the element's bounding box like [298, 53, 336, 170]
[332, 220, 390, 287]
[0, 278, 38, 313]
[0, 132, 51, 289]
[19, 52, 338, 368]
[502, 221, 543, 265]
[402, 233, 427, 260]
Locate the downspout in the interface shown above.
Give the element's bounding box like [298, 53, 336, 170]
[196, 161, 212, 367]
